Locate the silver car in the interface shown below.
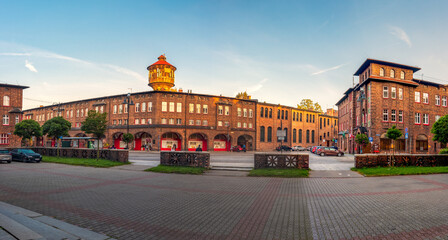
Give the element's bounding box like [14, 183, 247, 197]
[0, 149, 12, 163]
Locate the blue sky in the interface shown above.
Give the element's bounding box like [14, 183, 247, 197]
[1, 0, 448, 110]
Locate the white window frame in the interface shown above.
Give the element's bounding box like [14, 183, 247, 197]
[218, 106, 223, 115]
[169, 118, 174, 125]
[400, 71, 405, 80]
[161, 118, 167, 124]
[443, 96, 447, 107]
[237, 122, 241, 128]
[169, 102, 175, 112]
[436, 95, 440, 106]
[203, 120, 208, 126]
[189, 103, 194, 113]
[398, 110, 403, 123]
[249, 109, 253, 118]
[177, 103, 182, 112]
[162, 102, 167, 112]
[237, 108, 242, 117]
[391, 87, 396, 99]
[203, 105, 208, 114]
[135, 103, 140, 112]
[383, 109, 388, 122]
[243, 108, 247, 117]
[3, 96, 10, 106]
[148, 102, 153, 112]
[142, 102, 146, 112]
[398, 88, 403, 100]
[218, 121, 223, 127]
[415, 92, 420, 103]
[383, 86, 388, 98]
[2, 115, 9, 125]
[119, 105, 123, 114]
[415, 113, 421, 124]
[423, 93, 429, 104]
[196, 104, 201, 114]
[391, 109, 396, 122]
[225, 106, 230, 115]
[423, 113, 429, 125]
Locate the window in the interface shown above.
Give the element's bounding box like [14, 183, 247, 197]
[324, 118, 326, 127]
[423, 93, 429, 104]
[436, 95, 441, 106]
[169, 102, 175, 112]
[300, 113, 302, 121]
[398, 88, 403, 100]
[224, 121, 229, 127]
[237, 108, 242, 117]
[142, 102, 146, 112]
[203, 120, 208, 126]
[0, 134, 9, 145]
[3, 96, 10, 106]
[260, 126, 265, 142]
[415, 113, 421, 124]
[113, 120, 117, 125]
[281, 110, 284, 119]
[313, 115, 315, 123]
[148, 119, 152, 124]
[423, 114, 429, 125]
[135, 103, 140, 112]
[311, 130, 315, 143]
[189, 120, 194, 125]
[261, 107, 264, 117]
[118, 119, 122, 125]
[293, 129, 297, 143]
[400, 71, 405, 80]
[237, 122, 241, 128]
[306, 114, 309, 122]
[391, 110, 396, 122]
[203, 105, 208, 114]
[284, 128, 288, 142]
[218, 106, 223, 115]
[66, 111, 69, 118]
[135, 119, 140, 125]
[162, 102, 167, 112]
[383, 109, 388, 122]
[195, 120, 200, 125]
[81, 109, 84, 117]
[161, 118, 167, 124]
[443, 96, 447, 107]
[267, 127, 272, 142]
[383, 86, 389, 98]
[196, 104, 201, 114]
[249, 109, 253, 118]
[118, 105, 123, 114]
[169, 118, 174, 125]
[148, 102, 153, 112]
[298, 129, 302, 143]
[380, 68, 384, 77]
[415, 92, 420, 103]
[399, 110, 403, 123]
[268, 108, 272, 118]
[189, 103, 194, 113]
[176, 119, 182, 125]
[249, 123, 252, 128]
[277, 109, 280, 119]
[320, 118, 322, 129]
[306, 130, 310, 143]
[2, 115, 9, 125]
[124, 105, 127, 113]
[100, 106, 104, 113]
[141, 119, 146, 124]
[225, 106, 229, 115]
[435, 115, 441, 122]
[285, 111, 288, 120]
[243, 108, 247, 117]
[15, 116, 19, 124]
[390, 69, 395, 78]
[243, 123, 247, 128]
[218, 121, 223, 127]
[70, 110, 73, 117]
[391, 87, 396, 99]
[177, 103, 182, 112]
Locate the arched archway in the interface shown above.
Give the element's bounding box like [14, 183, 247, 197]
[380, 133, 391, 151]
[134, 132, 152, 151]
[416, 134, 428, 152]
[213, 134, 231, 151]
[188, 133, 207, 151]
[237, 135, 253, 151]
[113, 132, 124, 149]
[161, 132, 181, 151]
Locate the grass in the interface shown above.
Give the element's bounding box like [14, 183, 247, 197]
[42, 156, 129, 168]
[249, 168, 309, 178]
[145, 165, 207, 175]
[352, 166, 448, 177]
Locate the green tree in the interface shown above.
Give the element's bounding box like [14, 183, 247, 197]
[14, 119, 42, 146]
[386, 125, 402, 164]
[42, 117, 71, 157]
[431, 115, 448, 147]
[81, 110, 108, 160]
[355, 133, 369, 154]
[122, 133, 134, 149]
[297, 99, 323, 112]
[236, 91, 251, 99]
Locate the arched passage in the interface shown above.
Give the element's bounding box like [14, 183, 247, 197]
[416, 134, 428, 152]
[113, 132, 124, 149]
[237, 135, 253, 151]
[188, 133, 207, 151]
[213, 134, 231, 151]
[161, 132, 181, 151]
[134, 132, 152, 151]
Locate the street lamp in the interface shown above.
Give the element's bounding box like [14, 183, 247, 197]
[122, 93, 134, 149]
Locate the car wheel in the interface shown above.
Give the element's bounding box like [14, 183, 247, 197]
[7, 160, 11, 163]
[338, 153, 342, 157]
[320, 153, 325, 156]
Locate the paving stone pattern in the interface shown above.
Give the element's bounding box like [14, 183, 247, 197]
[0, 163, 447, 239]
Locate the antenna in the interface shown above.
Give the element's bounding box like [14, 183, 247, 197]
[352, 76, 354, 87]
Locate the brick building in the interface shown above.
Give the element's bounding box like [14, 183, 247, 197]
[336, 59, 448, 154]
[23, 55, 337, 151]
[0, 83, 29, 147]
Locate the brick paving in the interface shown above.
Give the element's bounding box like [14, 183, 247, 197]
[0, 162, 447, 240]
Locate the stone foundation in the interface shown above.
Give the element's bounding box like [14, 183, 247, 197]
[254, 153, 309, 169]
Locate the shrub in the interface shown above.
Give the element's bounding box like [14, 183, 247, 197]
[440, 148, 448, 154]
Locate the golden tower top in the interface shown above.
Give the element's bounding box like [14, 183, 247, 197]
[147, 55, 177, 91]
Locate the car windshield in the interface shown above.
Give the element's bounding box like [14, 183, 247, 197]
[0, 150, 9, 153]
[20, 149, 36, 154]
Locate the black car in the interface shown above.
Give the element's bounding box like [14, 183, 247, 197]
[11, 149, 42, 163]
[276, 145, 292, 151]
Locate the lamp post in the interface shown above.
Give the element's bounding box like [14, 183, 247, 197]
[357, 89, 367, 153]
[122, 93, 134, 149]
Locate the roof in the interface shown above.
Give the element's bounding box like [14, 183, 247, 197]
[0, 83, 29, 89]
[8, 108, 23, 114]
[147, 55, 176, 70]
[412, 78, 447, 87]
[354, 59, 421, 76]
[368, 76, 420, 86]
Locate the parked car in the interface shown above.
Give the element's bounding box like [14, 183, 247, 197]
[0, 149, 12, 163]
[292, 146, 306, 151]
[312, 146, 325, 154]
[231, 145, 243, 152]
[11, 149, 42, 163]
[276, 145, 292, 151]
[317, 147, 344, 157]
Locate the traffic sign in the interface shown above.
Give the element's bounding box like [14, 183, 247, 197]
[405, 127, 408, 133]
[405, 133, 408, 139]
[334, 139, 338, 143]
[368, 137, 373, 142]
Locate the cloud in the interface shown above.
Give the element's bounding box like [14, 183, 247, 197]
[247, 78, 268, 93]
[0, 53, 31, 56]
[25, 60, 38, 72]
[390, 26, 412, 47]
[310, 64, 346, 76]
[102, 64, 146, 83]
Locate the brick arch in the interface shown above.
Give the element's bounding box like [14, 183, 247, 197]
[134, 132, 152, 151]
[161, 132, 182, 151]
[213, 134, 231, 151]
[188, 133, 208, 151]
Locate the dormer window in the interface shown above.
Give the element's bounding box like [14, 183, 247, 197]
[400, 71, 405, 80]
[390, 69, 395, 78]
[380, 68, 384, 77]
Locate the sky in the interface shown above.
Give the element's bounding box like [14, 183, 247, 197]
[1, 0, 448, 110]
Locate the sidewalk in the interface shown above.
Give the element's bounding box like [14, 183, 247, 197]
[0, 201, 114, 240]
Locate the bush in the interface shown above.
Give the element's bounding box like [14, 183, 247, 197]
[440, 148, 448, 154]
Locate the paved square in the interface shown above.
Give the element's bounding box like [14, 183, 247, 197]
[0, 162, 447, 239]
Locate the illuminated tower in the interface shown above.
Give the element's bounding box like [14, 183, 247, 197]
[147, 55, 177, 91]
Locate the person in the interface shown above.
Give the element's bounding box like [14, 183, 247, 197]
[242, 144, 246, 152]
[110, 145, 116, 149]
[172, 144, 176, 151]
[142, 144, 146, 151]
[145, 143, 150, 151]
[196, 145, 202, 152]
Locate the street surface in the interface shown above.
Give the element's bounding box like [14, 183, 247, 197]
[1, 160, 447, 239]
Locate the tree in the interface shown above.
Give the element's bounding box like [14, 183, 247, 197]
[14, 119, 42, 146]
[355, 133, 369, 154]
[297, 99, 323, 112]
[236, 91, 251, 99]
[42, 117, 71, 157]
[431, 115, 448, 148]
[81, 110, 108, 160]
[386, 125, 402, 155]
[122, 133, 134, 149]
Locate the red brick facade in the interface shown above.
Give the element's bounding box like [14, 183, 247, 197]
[0, 84, 28, 147]
[336, 59, 448, 154]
